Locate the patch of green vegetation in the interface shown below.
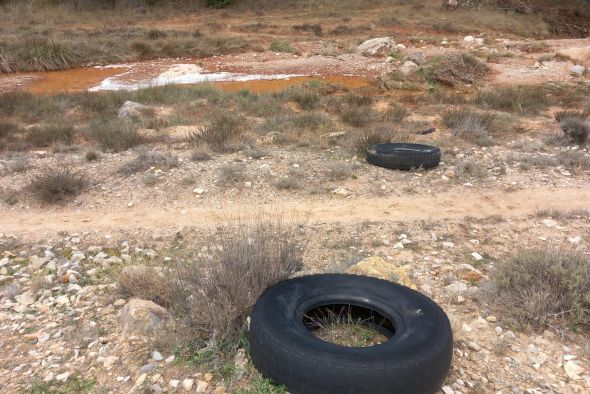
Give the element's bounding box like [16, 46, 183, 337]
[28, 375, 96, 394]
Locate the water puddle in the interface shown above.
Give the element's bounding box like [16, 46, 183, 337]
[0, 61, 372, 95]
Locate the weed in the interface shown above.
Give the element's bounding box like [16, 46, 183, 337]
[293, 23, 323, 36]
[556, 150, 590, 168]
[455, 160, 488, 178]
[326, 161, 352, 181]
[490, 248, 590, 330]
[442, 108, 503, 146]
[190, 112, 246, 153]
[275, 176, 301, 190]
[28, 375, 96, 394]
[190, 145, 213, 162]
[554, 110, 588, 122]
[119, 215, 304, 348]
[119, 151, 180, 175]
[473, 86, 549, 115]
[340, 105, 377, 127]
[270, 40, 296, 53]
[429, 53, 489, 86]
[383, 102, 408, 123]
[285, 88, 320, 110]
[560, 117, 590, 144]
[89, 118, 146, 152]
[217, 164, 246, 186]
[347, 127, 409, 156]
[29, 167, 87, 203]
[85, 150, 100, 162]
[25, 122, 75, 147]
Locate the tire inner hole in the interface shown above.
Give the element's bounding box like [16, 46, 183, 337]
[302, 303, 394, 347]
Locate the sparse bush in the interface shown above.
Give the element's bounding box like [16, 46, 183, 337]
[293, 23, 323, 36]
[119, 151, 180, 175]
[455, 160, 488, 178]
[190, 145, 213, 162]
[275, 176, 301, 190]
[554, 110, 588, 122]
[347, 127, 408, 156]
[25, 122, 75, 147]
[0, 39, 80, 73]
[244, 146, 270, 159]
[560, 117, 590, 144]
[190, 112, 246, 153]
[217, 164, 245, 186]
[258, 112, 335, 145]
[89, 118, 146, 152]
[29, 167, 87, 203]
[491, 248, 590, 330]
[473, 86, 548, 115]
[556, 150, 590, 168]
[326, 161, 352, 181]
[85, 150, 100, 161]
[429, 53, 489, 86]
[285, 88, 320, 110]
[443, 108, 499, 146]
[118, 216, 304, 344]
[383, 102, 408, 123]
[340, 105, 377, 127]
[269, 40, 295, 53]
[8, 156, 29, 173]
[0, 122, 24, 150]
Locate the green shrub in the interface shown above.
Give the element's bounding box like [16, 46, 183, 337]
[25, 122, 75, 147]
[491, 248, 590, 330]
[560, 117, 590, 145]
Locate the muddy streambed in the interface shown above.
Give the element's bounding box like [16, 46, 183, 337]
[0, 60, 372, 95]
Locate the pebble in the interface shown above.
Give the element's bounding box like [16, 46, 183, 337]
[442, 386, 454, 394]
[196, 380, 209, 393]
[467, 341, 482, 352]
[152, 351, 164, 362]
[139, 363, 156, 373]
[169, 379, 180, 388]
[471, 252, 483, 261]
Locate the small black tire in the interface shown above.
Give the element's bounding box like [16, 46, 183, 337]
[249, 274, 453, 394]
[367, 143, 441, 170]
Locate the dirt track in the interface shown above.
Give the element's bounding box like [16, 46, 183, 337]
[2, 186, 588, 237]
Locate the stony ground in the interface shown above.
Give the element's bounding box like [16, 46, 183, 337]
[1, 2, 590, 393]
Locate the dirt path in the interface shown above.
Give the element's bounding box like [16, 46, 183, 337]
[2, 186, 588, 237]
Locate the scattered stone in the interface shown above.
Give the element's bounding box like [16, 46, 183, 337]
[400, 60, 419, 76]
[332, 187, 350, 197]
[56, 372, 70, 382]
[464, 35, 475, 44]
[3, 283, 23, 300]
[169, 379, 180, 389]
[193, 188, 207, 195]
[564, 361, 584, 380]
[406, 51, 426, 65]
[139, 364, 157, 374]
[357, 37, 396, 57]
[120, 299, 174, 336]
[182, 379, 194, 391]
[467, 341, 481, 352]
[471, 252, 483, 261]
[152, 351, 164, 362]
[196, 380, 209, 393]
[347, 256, 415, 288]
[165, 355, 175, 364]
[442, 386, 454, 394]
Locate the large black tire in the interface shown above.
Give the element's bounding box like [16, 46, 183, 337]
[367, 143, 441, 170]
[249, 274, 453, 394]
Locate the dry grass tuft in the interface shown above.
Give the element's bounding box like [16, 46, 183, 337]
[560, 117, 590, 145]
[430, 53, 489, 86]
[119, 151, 180, 175]
[473, 86, 549, 115]
[29, 167, 87, 203]
[118, 215, 305, 345]
[490, 248, 590, 330]
[190, 112, 246, 152]
[89, 118, 146, 152]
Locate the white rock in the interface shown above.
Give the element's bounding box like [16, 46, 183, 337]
[118, 101, 151, 118]
[400, 60, 419, 76]
[332, 187, 350, 197]
[165, 355, 175, 364]
[193, 188, 207, 195]
[570, 65, 586, 76]
[56, 372, 70, 382]
[357, 37, 396, 57]
[464, 35, 475, 43]
[169, 379, 180, 388]
[196, 380, 209, 393]
[442, 241, 455, 248]
[564, 361, 584, 379]
[152, 351, 164, 362]
[471, 252, 483, 261]
[442, 386, 454, 394]
[183, 379, 194, 391]
[567, 236, 582, 244]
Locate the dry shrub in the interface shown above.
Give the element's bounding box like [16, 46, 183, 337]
[119, 151, 180, 175]
[442, 108, 502, 146]
[347, 127, 413, 156]
[455, 160, 488, 178]
[473, 86, 549, 115]
[326, 161, 353, 181]
[25, 123, 76, 147]
[490, 248, 590, 330]
[431, 53, 489, 86]
[554, 110, 588, 122]
[560, 117, 590, 145]
[29, 167, 87, 203]
[217, 163, 246, 186]
[118, 216, 305, 345]
[190, 112, 246, 153]
[190, 145, 213, 162]
[89, 118, 146, 152]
